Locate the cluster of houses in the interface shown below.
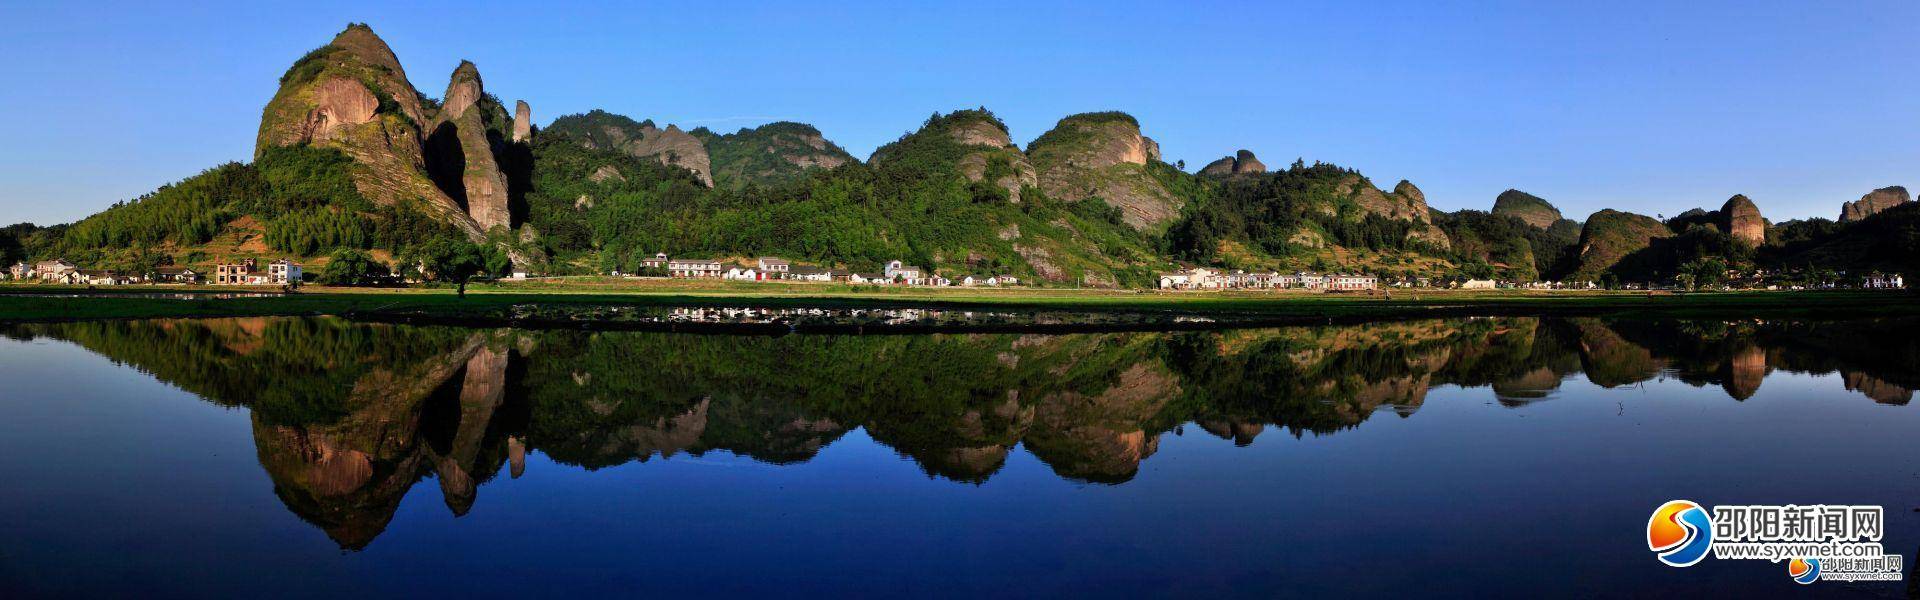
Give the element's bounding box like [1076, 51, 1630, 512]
[633, 254, 1021, 287]
[4, 258, 302, 286]
[1157, 267, 1380, 291]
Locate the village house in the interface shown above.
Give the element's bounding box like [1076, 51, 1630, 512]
[724, 265, 760, 281]
[267, 259, 302, 285]
[215, 259, 257, 285]
[640, 253, 670, 270]
[1865, 273, 1906, 289]
[77, 269, 139, 285]
[883, 260, 925, 285]
[7, 261, 30, 280]
[757, 257, 791, 275]
[35, 259, 76, 282]
[1327, 274, 1379, 291]
[152, 266, 203, 284]
[1460, 279, 1498, 290]
[668, 258, 725, 278]
[785, 266, 834, 282]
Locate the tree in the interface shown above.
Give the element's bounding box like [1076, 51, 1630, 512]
[319, 248, 381, 285]
[417, 236, 486, 296]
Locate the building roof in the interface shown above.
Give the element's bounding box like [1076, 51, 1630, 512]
[757, 257, 790, 265]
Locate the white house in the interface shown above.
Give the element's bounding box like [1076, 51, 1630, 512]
[267, 259, 302, 285]
[35, 259, 76, 282]
[883, 260, 925, 284]
[788, 266, 834, 282]
[1327, 274, 1378, 291]
[1460, 279, 1497, 290]
[668, 258, 725, 278]
[640, 252, 670, 270]
[757, 257, 791, 275]
[724, 266, 760, 281]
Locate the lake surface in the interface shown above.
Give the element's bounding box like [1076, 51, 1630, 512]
[2, 316, 1918, 597]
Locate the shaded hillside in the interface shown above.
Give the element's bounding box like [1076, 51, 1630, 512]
[1566, 209, 1672, 281]
[691, 122, 856, 189]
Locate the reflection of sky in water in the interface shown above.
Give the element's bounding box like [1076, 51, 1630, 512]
[0, 318, 1916, 597]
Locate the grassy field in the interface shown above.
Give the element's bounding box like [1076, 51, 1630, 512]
[1, 277, 1916, 325]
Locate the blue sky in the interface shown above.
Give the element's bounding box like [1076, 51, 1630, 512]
[2, 0, 1915, 226]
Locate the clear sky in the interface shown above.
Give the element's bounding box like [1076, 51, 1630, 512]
[2, 0, 1915, 226]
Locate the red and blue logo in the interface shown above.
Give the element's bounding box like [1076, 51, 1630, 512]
[1788, 558, 1821, 584]
[1647, 500, 1714, 567]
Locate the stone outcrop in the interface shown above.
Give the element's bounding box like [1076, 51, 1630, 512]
[1839, 186, 1911, 222]
[425, 61, 512, 231]
[512, 100, 532, 143]
[1491, 189, 1564, 229]
[1198, 149, 1266, 176]
[1026, 112, 1181, 229]
[623, 123, 712, 186]
[1718, 194, 1766, 246]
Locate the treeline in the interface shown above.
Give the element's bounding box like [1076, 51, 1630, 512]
[42, 145, 460, 265]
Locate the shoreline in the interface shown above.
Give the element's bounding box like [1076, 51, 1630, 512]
[2, 283, 1915, 332]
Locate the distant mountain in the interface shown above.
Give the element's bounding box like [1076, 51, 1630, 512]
[691, 122, 856, 189]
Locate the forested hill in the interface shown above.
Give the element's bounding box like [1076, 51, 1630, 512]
[8, 23, 1919, 288]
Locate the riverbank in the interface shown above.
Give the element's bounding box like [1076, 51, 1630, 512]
[2, 279, 1916, 330]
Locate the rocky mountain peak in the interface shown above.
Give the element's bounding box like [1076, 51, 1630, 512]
[1491, 189, 1564, 229]
[512, 100, 531, 142]
[1200, 150, 1266, 176]
[441, 61, 484, 118]
[329, 24, 407, 79]
[1719, 194, 1766, 246]
[1840, 186, 1912, 222]
[1027, 112, 1180, 229]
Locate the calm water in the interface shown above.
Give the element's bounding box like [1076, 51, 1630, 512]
[2, 316, 1919, 597]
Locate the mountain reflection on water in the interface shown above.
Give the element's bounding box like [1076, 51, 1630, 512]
[7, 316, 1918, 550]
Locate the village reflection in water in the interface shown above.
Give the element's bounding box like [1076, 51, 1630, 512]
[8, 315, 1917, 549]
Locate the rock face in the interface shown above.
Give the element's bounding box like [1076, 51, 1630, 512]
[869, 109, 1038, 204]
[1331, 177, 1450, 250]
[257, 24, 487, 240]
[544, 110, 714, 186]
[1026, 112, 1181, 229]
[1718, 194, 1766, 246]
[1568, 209, 1673, 281]
[512, 100, 531, 143]
[1198, 149, 1266, 176]
[1840, 186, 1911, 222]
[1491, 189, 1564, 229]
[693, 121, 857, 188]
[256, 24, 532, 256]
[425, 61, 512, 231]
